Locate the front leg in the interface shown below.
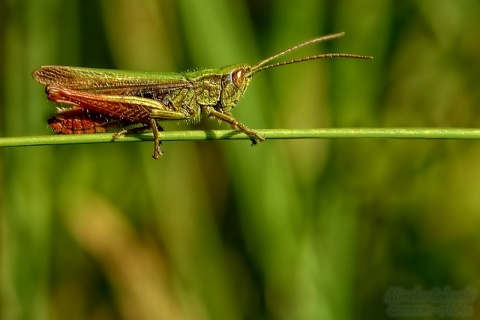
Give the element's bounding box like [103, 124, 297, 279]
[203, 106, 265, 144]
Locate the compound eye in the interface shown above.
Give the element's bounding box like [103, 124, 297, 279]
[230, 68, 245, 88]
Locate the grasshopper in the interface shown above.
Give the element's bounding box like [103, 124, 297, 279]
[33, 32, 372, 159]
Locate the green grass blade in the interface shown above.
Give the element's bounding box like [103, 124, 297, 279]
[2, 128, 480, 148]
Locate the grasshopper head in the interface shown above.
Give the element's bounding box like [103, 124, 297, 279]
[219, 64, 254, 112]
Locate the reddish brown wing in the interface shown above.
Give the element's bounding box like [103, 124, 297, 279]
[48, 107, 130, 134]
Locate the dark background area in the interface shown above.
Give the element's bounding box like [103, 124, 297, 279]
[1, 1, 480, 319]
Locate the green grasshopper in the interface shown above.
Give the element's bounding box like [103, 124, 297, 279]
[33, 32, 372, 159]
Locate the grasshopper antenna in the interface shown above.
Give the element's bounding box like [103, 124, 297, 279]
[251, 32, 373, 74]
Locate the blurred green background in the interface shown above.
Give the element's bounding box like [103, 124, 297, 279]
[2, 0, 480, 319]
